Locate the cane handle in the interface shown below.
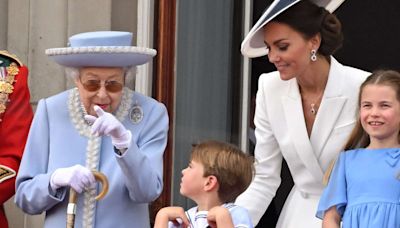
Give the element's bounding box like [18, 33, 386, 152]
[68, 171, 109, 205]
[66, 171, 109, 228]
[92, 171, 109, 200]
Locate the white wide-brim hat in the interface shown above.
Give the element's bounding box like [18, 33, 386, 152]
[45, 31, 157, 67]
[242, 0, 345, 58]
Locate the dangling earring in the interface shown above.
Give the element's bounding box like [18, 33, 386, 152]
[310, 49, 317, 62]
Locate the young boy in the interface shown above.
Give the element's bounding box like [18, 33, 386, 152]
[155, 140, 254, 228]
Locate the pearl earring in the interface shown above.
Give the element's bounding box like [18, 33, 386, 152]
[311, 49, 317, 62]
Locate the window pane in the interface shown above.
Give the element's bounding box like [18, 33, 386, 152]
[173, 0, 242, 208]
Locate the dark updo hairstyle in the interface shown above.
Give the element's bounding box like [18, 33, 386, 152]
[272, 0, 343, 57]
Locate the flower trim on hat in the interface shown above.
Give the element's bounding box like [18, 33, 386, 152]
[0, 63, 19, 119]
[46, 46, 156, 56]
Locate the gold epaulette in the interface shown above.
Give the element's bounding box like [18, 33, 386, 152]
[0, 63, 19, 119]
[0, 50, 23, 66]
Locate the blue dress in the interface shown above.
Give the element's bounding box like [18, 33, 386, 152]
[316, 148, 400, 227]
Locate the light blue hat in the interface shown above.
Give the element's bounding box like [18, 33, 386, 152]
[241, 0, 345, 58]
[45, 31, 156, 67]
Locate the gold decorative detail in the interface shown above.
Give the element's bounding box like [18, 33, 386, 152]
[0, 165, 16, 183]
[5, 74, 15, 84]
[0, 62, 19, 116]
[0, 104, 6, 113]
[7, 63, 19, 75]
[0, 81, 14, 93]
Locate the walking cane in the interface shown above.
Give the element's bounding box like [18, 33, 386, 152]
[66, 171, 109, 228]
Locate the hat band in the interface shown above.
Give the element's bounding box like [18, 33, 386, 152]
[46, 46, 157, 56]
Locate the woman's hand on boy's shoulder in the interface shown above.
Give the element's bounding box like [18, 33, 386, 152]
[207, 206, 234, 228]
[154, 206, 190, 228]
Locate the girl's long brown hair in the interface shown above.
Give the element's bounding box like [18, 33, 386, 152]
[323, 70, 400, 185]
[344, 69, 400, 150]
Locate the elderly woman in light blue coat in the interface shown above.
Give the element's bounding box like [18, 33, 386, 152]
[15, 31, 169, 228]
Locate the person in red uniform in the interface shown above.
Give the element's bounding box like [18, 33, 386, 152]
[0, 50, 33, 228]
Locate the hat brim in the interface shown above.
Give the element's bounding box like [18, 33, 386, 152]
[241, 0, 345, 58]
[45, 46, 157, 67]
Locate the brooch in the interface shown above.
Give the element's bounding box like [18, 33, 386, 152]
[129, 102, 143, 124]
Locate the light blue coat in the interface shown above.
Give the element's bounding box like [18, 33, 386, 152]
[15, 88, 169, 228]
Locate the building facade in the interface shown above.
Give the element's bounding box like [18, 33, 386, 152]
[2, 0, 400, 227]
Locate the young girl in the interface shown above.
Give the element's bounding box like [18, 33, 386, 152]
[316, 70, 400, 227]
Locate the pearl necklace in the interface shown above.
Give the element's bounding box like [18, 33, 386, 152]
[68, 87, 133, 228]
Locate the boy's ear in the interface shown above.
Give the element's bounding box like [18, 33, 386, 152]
[204, 175, 219, 192]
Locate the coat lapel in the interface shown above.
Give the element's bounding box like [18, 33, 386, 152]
[311, 58, 347, 158]
[282, 79, 324, 182]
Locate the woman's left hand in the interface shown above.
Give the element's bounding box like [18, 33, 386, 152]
[85, 105, 132, 149]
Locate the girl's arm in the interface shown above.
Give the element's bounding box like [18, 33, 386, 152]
[322, 206, 341, 228]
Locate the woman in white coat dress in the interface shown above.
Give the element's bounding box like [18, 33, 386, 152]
[235, 1, 369, 227]
[15, 31, 169, 228]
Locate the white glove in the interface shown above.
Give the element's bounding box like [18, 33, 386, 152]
[50, 165, 96, 193]
[84, 105, 132, 149]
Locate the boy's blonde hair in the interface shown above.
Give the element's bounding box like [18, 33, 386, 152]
[190, 140, 254, 203]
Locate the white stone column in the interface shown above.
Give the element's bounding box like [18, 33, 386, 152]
[135, 0, 155, 96]
[240, 0, 253, 152]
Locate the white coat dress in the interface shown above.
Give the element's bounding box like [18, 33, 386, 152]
[235, 57, 369, 227]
